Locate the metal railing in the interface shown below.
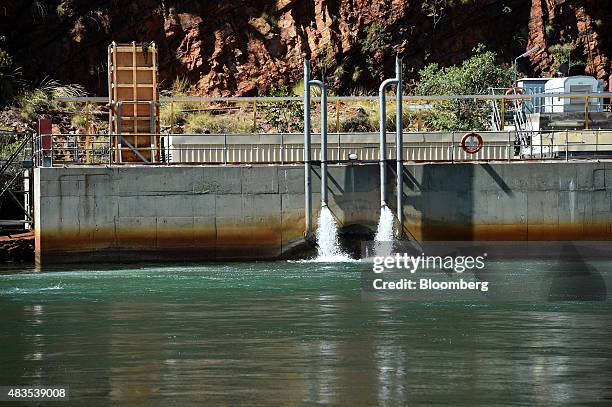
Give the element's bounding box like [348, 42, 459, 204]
[488, 88, 612, 130]
[0, 131, 34, 230]
[32, 130, 612, 166]
[53, 92, 612, 139]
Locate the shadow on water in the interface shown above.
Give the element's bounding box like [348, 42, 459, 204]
[548, 243, 608, 301]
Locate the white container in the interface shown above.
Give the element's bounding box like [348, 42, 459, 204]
[544, 76, 603, 113]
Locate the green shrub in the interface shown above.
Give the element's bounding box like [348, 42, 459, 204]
[549, 40, 584, 73]
[341, 107, 376, 132]
[184, 112, 252, 134]
[71, 113, 88, 128]
[358, 23, 392, 78]
[261, 84, 303, 133]
[337, 94, 411, 133]
[0, 36, 20, 107]
[414, 45, 513, 131]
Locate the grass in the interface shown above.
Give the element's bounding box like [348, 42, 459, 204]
[18, 78, 86, 120]
[159, 77, 200, 128]
[71, 112, 88, 128]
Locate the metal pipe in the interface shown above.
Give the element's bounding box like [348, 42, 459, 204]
[303, 60, 312, 235]
[303, 60, 329, 234]
[395, 56, 404, 237]
[309, 79, 327, 206]
[379, 78, 397, 207]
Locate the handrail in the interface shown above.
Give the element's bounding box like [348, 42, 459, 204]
[33, 130, 612, 167]
[53, 92, 612, 103]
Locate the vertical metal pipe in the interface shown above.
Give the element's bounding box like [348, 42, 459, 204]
[379, 78, 398, 207]
[321, 84, 327, 206]
[309, 80, 327, 206]
[395, 56, 404, 237]
[379, 82, 388, 207]
[304, 60, 312, 235]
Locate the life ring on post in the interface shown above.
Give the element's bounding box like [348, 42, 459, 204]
[460, 132, 484, 154]
[505, 87, 524, 108]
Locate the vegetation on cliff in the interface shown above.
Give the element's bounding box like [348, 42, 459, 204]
[0, 37, 18, 108]
[415, 46, 514, 131]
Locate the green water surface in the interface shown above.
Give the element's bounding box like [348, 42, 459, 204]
[0, 261, 611, 406]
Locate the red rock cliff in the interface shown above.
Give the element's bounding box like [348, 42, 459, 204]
[1, 0, 610, 95]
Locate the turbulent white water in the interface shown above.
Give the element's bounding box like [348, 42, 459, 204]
[314, 206, 354, 262]
[374, 205, 394, 257]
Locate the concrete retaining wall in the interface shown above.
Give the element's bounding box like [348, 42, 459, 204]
[34, 162, 612, 264]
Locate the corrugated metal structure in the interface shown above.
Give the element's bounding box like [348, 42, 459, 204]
[163, 132, 515, 163]
[108, 42, 159, 163]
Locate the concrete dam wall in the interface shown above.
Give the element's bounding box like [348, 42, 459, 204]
[34, 162, 612, 264]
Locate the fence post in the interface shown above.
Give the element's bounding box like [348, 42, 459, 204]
[224, 134, 228, 165]
[565, 129, 569, 161]
[252, 100, 257, 132]
[170, 100, 175, 134]
[73, 133, 78, 163]
[85, 101, 90, 132]
[85, 101, 91, 164]
[335, 99, 340, 133]
[500, 98, 505, 130]
[149, 101, 155, 163]
[280, 133, 284, 164]
[585, 96, 589, 130]
[507, 130, 511, 162]
[451, 131, 455, 163]
[50, 137, 54, 167]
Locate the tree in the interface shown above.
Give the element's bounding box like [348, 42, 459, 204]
[415, 46, 514, 131]
[0, 36, 19, 107]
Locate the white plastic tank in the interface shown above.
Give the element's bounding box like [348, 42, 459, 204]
[544, 76, 603, 113]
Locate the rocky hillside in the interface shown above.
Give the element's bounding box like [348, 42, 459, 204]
[1, 0, 610, 96]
